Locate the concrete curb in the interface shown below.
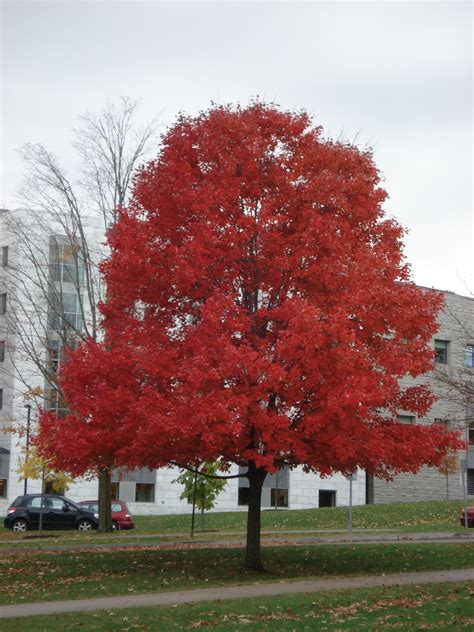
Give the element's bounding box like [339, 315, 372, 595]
[0, 530, 473, 555]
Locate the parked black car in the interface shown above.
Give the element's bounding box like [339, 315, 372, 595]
[4, 494, 99, 532]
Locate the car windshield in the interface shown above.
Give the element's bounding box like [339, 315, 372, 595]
[63, 498, 80, 510]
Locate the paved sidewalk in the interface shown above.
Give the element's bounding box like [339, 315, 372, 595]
[1, 568, 473, 619]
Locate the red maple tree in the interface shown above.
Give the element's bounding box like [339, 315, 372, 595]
[38, 104, 463, 570]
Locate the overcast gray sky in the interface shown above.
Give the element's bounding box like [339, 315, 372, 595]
[1, 0, 472, 293]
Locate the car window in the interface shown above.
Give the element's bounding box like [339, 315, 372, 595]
[111, 503, 122, 512]
[83, 503, 98, 512]
[28, 497, 46, 508]
[50, 497, 67, 510]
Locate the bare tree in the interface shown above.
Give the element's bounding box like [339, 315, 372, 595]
[432, 292, 474, 510]
[3, 98, 159, 531]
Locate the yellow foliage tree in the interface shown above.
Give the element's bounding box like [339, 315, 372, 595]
[17, 446, 74, 495]
[438, 452, 458, 500]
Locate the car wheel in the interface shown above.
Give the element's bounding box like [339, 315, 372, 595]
[77, 519, 94, 531]
[112, 521, 120, 531]
[12, 519, 28, 533]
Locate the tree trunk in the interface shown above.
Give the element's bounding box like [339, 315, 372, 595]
[245, 464, 267, 571]
[98, 468, 112, 532]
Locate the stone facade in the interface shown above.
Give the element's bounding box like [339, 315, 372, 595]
[370, 290, 474, 503]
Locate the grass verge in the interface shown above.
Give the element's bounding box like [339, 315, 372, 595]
[0, 543, 473, 605]
[3, 581, 474, 630]
[0, 499, 472, 549]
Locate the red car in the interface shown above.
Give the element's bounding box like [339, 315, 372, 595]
[78, 500, 135, 530]
[460, 507, 474, 528]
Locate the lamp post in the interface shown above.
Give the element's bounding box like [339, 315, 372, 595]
[23, 404, 32, 495]
[348, 474, 353, 534]
[191, 470, 198, 538]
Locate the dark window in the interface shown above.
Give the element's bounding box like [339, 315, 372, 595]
[0, 479, 6, 498]
[319, 490, 336, 507]
[398, 415, 415, 425]
[270, 488, 288, 508]
[0, 293, 6, 315]
[0, 388, 3, 410]
[135, 483, 154, 502]
[238, 487, 250, 506]
[469, 423, 474, 446]
[111, 482, 119, 500]
[434, 339, 449, 364]
[468, 469, 474, 495]
[0, 340, 4, 362]
[1, 246, 8, 267]
[44, 480, 66, 495]
[466, 345, 474, 369]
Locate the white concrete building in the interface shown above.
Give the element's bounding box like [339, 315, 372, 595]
[0, 207, 472, 516]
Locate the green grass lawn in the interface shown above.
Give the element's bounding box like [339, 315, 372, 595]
[3, 581, 474, 631]
[0, 543, 473, 606]
[0, 499, 472, 549]
[134, 499, 473, 534]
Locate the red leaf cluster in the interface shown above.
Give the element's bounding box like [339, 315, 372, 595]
[37, 103, 464, 479]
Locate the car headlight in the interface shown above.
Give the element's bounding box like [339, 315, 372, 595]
[94, 513, 99, 519]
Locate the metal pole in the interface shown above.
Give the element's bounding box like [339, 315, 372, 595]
[38, 465, 46, 532]
[191, 470, 198, 538]
[465, 420, 471, 529]
[23, 404, 31, 495]
[348, 474, 353, 535]
[461, 459, 468, 529]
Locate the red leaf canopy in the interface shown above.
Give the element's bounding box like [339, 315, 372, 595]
[39, 104, 463, 478]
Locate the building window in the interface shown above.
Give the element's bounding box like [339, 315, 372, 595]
[319, 490, 336, 507]
[110, 482, 119, 500]
[46, 388, 68, 417]
[135, 483, 154, 502]
[0, 293, 6, 315]
[466, 345, 474, 369]
[1, 246, 8, 267]
[48, 292, 83, 332]
[398, 415, 415, 425]
[469, 423, 474, 446]
[0, 479, 6, 498]
[434, 339, 449, 364]
[468, 469, 474, 496]
[47, 339, 63, 374]
[50, 241, 84, 285]
[0, 388, 3, 410]
[238, 487, 250, 506]
[270, 488, 288, 508]
[0, 340, 4, 363]
[44, 480, 66, 495]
